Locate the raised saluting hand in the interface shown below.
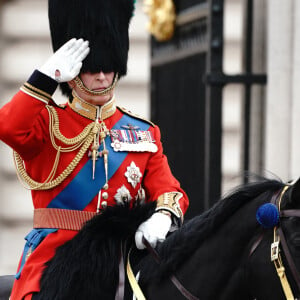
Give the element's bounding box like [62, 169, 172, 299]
[39, 38, 90, 82]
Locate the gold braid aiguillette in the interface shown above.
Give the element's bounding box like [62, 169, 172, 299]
[14, 105, 101, 190]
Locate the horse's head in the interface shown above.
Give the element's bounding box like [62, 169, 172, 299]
[269, 178, 300, 298]
[244, 179, 300, 300]
[279, 178, 300, 258]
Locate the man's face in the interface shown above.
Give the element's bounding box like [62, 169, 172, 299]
[70, 71, 115, 105]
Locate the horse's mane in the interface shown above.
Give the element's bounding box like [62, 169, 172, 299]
[139, 177, 284, 282]
[39, 202, 156, 299]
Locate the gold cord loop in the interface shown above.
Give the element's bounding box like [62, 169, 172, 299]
[13, 105, 100, 190]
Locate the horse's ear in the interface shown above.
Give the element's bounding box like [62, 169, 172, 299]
[288, 177, 300, 204]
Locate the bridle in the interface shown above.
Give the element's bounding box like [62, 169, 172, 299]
[143, 238, 199, 300]
[128, 185, 300, 300]
[127, 237, 200, 300]
[271, 185, 300, 300]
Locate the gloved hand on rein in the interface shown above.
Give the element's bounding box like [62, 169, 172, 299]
[135, 212, 172, 250]
[39, 38, 90, 83]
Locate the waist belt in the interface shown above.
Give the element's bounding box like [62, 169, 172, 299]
[33, 208, 97, 231]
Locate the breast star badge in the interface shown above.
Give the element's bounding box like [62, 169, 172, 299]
[125, 161, 142, 188]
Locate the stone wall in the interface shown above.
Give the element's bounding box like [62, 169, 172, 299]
[265, 0, 300, 182]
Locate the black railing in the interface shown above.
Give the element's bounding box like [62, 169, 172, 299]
[150, 0, 266, 218]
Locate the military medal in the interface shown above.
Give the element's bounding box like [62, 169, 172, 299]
[125, 161, 142, 188]
[110, 126, 158, 153]
[121, 123, 140, 130]
[114, 185, 132, 204]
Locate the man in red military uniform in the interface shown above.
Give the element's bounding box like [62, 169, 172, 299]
[0, 0, 189, 299]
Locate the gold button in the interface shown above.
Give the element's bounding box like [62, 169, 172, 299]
[101, 201, 107, 208]
[103, 183, 109, 190]
[102, 192, 108, 200]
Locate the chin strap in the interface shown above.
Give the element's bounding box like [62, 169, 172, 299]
[72, 73, 119, 96]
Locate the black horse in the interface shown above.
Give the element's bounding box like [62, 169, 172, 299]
[3, 177, 300, 299]
[136, 178, 300, 300]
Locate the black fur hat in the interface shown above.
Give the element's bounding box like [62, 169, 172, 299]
[48, 0, 135, 97]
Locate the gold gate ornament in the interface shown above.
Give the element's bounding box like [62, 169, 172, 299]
[143, 0, 176, 41]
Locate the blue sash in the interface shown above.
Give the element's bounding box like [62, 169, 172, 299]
[47, 113, 151, 210]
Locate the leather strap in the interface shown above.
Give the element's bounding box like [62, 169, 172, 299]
[33, 208, 97, 231]
[249, 232, 264, 257]
[278, 226, 300, 292]
[271, 186, 299, 299]
[281, 210, 300, 218]
[142, 237, 200, 300]
[273, 256, 295, 300]
[127, 248, 146, 300]
[274, 185, 300, 293]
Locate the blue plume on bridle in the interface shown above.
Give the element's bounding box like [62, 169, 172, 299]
[256, 203, 280, 228]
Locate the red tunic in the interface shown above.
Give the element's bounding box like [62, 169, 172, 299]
[0, 71, 189, 299]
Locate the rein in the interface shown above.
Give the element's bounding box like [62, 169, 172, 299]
[271, 185, 300, 300]
[143, 238, 200, 300]
[127, 237, 199, 300]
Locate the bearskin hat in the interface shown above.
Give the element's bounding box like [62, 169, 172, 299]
[48, 0, 135, 97]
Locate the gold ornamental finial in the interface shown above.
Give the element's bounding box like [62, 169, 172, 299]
[143, 0, 176, 41]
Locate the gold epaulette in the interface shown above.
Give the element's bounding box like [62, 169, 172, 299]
[117, 106, 155, 127]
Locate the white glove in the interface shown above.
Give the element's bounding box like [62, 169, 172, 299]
[39, 38, 90, 82]
[135, 212, 172, 250]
